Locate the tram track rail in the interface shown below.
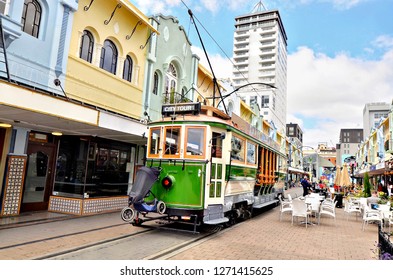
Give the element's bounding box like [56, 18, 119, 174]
[39, 222, 223, 260]
[144, 226, 223, 260]
[0, 222, 132, 250]
[35, 227, 154, 260]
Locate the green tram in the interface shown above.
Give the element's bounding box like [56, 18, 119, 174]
[121, 103, 286, 228]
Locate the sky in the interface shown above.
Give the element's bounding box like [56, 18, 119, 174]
[130, 0, 393, 149]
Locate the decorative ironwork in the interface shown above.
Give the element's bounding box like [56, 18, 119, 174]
[140, 32, 156, 49]
[84, 0, 95, 11]
[104, 3, 121, 25]
[126, 20, 142, 40]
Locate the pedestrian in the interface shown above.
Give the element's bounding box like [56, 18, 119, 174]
[300, 175, 312, 197]
[388, 181, 393, 197]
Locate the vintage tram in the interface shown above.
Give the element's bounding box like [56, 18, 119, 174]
[121, 102, 286, 228]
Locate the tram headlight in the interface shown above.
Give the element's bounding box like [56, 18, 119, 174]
[162, 175, 175, 189]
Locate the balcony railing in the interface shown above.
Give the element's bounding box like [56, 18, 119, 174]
[162, 91, 192, 104]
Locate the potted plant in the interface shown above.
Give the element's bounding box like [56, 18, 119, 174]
[363, 172, 371, 197]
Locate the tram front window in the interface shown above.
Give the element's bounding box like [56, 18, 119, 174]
[164, 127, 180, 156]
[185, 127, 205, 157]
[149, 128, 161, 156]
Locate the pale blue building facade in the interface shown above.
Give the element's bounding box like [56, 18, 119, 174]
[1, 0, 77, 93]
[143, 14, 199, 122]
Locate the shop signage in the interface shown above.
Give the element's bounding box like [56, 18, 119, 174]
[162, 103, 201, 116]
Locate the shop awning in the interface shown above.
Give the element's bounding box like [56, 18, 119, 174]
[318, 156, 335, 168]
[288, 167, 308, 174]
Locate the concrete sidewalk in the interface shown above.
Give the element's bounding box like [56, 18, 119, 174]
[167, 187, 379, 260]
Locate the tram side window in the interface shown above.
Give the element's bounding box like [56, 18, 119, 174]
[247, 142, 256, 164]
[211, 132, 223, 158]
[164, 127, 181, 156]
[231, 135, 245, 162]
[185, 127, 205, 157]
[149, 128, 161, 156]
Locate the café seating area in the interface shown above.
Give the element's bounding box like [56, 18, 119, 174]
[279, 191, 393, 234]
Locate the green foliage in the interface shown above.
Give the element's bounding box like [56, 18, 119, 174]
[363, 172, 371, 197]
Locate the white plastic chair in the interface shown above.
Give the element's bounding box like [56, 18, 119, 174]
[362, 205, 383, 231]
[318, 200, 337, 225]
[291, 199, 310, 228]
[278, 194, 292, 221]
[343, 199, 361, 220]
[321, 198, 335, 210]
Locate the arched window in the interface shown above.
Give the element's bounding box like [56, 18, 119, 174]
[100, 39, 118, 74]
[165, 63, 177, 93]
[22, 0, 41, 38]
[122, 55, 133, 82]
[152, 72, 159, 95]
[79, 30, 94, 63]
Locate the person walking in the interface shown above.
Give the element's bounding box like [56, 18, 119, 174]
[301, 175, 312, 197]
[388, 181, 393, 197]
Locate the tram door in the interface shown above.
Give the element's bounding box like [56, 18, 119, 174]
[207, 131, 226, 204]
[21, 142, 56, 212]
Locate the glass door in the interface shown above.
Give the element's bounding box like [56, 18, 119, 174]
[21, 142, 56, 212]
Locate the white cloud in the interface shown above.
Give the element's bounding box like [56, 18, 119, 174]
[132, 0, 182, 15]
[328, 0, 364, 10]
[287, 47, 393, 148]
[193, 45, 393, 150]
[191, 46, 233, 79]
[372, 35, 393, 49]
[132, 0, 257, 15]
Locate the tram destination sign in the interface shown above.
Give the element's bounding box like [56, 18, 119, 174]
[162, 102, 201, 116]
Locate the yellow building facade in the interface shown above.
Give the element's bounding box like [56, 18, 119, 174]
[65, 0, 158, 119]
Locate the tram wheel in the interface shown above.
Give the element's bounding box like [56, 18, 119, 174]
[120, 207, 135, 223]
[157, 201, 166, 214]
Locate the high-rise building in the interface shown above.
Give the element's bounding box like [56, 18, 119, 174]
[363, 102, 390, 140]
[337, 128, 363, 164]
[232, 1, 287, 133]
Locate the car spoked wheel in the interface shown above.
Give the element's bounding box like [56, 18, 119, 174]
[120, 207, 135, 222]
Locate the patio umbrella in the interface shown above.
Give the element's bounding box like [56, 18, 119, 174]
[340, 163, 351, 187]
[334, 166, 341, 186]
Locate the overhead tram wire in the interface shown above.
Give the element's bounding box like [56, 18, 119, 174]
[179, 0, 270, 103]
[186, 8, 228, 113]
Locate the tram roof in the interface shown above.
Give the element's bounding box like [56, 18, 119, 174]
[152, 104, 285, 157]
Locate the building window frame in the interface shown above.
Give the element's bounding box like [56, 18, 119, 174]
[152, 72, 159, 95]
[122, 55, 133, 82]
[79, 30, 94, 63]
[0, 0, 11, 15]
[100, 39, 118, 75]
[22, 0, 42, 38]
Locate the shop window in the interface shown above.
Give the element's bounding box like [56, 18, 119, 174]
[54, 137, 131, 198]
[54, 139, 88, 197]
